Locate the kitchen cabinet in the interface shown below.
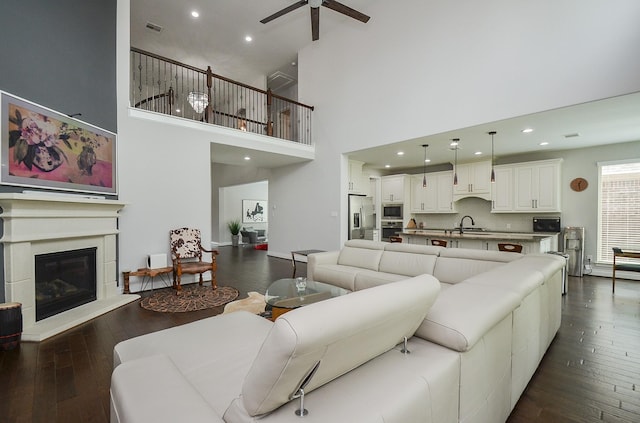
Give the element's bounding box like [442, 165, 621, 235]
[491, 166, 513, 212]
[453, 160, 492, 201]
[514, 159, 561, 212]
[348, 160, 368, 195]
[453, 239, 487, 250]
[381, 174, 408, 203]
[410, 171, 456, 213]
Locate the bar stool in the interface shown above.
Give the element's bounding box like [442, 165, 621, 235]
[498, 243, 523, 253]
[431, 239, 448, 247]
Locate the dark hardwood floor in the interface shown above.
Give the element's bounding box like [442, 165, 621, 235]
[1, 246, 639, 423]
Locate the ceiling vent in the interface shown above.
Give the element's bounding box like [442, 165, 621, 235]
[146, 22, 163, 32]
[564, 132, 581, 138]
[267, 71, 296, 92]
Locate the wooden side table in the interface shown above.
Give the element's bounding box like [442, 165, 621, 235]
[290, 249, 325, 277]
[122, 267, 174, 294]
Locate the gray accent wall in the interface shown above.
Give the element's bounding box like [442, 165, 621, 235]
[0, 0, 117, 301]
[0, 0, 116, 133]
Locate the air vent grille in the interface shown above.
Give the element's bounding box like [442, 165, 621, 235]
[146, 22, 163, 32]
[564, 132, 580, 138]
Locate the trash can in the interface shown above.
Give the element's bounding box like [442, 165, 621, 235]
[547, 252, 570, 295]
[0, 302, 23, 350]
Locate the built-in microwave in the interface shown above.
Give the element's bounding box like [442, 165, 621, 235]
[382, 204, 403, 219]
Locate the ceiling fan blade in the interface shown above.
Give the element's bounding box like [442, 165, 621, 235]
[260, 0, 308, 24]
[322, 0, 370, 23]
[311, 7, 320, 41]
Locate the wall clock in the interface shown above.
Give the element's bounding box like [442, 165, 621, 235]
[570, 177, 588, 192]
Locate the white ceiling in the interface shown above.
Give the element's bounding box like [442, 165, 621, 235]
[130, 1, 640, 171]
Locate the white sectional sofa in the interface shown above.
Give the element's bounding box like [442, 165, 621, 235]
[110, 240, 565, 423]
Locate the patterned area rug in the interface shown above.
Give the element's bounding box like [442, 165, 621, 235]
[140, 285, 239, 313]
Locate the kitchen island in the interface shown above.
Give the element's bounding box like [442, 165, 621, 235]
[400, 229, 559, 254]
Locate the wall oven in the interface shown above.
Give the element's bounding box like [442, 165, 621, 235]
[381, 221, 403, 242]
[382, 204, 403, 220]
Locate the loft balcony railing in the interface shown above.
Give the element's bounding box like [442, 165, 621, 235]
[130, 47, 314, 145]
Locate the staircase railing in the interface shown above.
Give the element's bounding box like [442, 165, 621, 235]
[130, 47, 314, 145]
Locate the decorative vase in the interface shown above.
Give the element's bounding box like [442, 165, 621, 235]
[30, 144, 63, 172]
[231, 234, 239, 247]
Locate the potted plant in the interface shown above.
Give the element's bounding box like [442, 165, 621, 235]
[228, 219, 242, 247]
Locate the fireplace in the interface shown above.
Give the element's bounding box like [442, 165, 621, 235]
[0, 193, 138, 341]
[35, 247, 97, 321]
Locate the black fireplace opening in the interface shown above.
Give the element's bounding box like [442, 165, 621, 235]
[35, 247, 97, 321]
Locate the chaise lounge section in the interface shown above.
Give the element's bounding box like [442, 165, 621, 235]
[110, 240, 565, 423]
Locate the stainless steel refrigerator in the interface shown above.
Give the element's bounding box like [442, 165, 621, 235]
[348, 195, 375, 240]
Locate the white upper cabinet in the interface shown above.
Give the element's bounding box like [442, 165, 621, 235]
[491, 166, 513, 212]
[492, 159, 562, 213]
[514, 160, 561, 212]
[348, 160, 368, 195]
[410, 171, 455, 213]
[453, 160, 492, 201]
[381, 174, 408, 203]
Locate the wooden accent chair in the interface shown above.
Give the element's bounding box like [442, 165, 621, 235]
[498, 243, 523, 253]
[170, 228, 219, 293]
[431, 239, 448, 247]
[389, 236, 403, 243]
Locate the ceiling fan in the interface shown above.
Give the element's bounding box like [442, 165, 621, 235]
[260, 0, 370, 41]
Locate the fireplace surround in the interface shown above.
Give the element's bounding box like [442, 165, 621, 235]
[0, 193, 138, 341]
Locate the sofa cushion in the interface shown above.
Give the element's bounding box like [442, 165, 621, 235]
[240, 274, 441, 416]
[415, 282, 520, 352]
[337, 240, 385, 271]
[433, 248, 522, 284]
[111, 354, 225, 423]
[378, 250, 439, 277]
[354, 269, 407, 290]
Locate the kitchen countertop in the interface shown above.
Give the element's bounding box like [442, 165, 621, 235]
[400, 229, 558, 241]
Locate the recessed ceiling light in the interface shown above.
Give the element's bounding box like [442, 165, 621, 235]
[191, 11, 199, 18]
[474, 151, 482, 155]
[175, 108, 181, 113]
[424, 159, 431, 163]
[385, 164, 391, 168]
[522, 128, 533, 133]
[397, 151, 404, 156]
[244, 156, 251, 161]
[539, 142, 549, 146]
[245, 35, 252, 42]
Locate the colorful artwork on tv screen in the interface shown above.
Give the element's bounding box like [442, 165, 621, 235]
[1, 91, 117, 194]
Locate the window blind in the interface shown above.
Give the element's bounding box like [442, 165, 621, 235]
[598, 161, 640, 263]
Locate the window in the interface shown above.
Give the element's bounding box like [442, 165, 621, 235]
[598, 160, 640, 263]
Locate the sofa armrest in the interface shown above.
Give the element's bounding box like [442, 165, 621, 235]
[307, 251, 340, 281]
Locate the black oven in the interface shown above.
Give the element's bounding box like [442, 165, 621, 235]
[381, 221, 403, 241]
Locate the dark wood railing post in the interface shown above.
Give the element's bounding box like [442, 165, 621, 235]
[206, 66, 213, 123]
[266, 89, 273, 137]
[168, 87, 174, 115]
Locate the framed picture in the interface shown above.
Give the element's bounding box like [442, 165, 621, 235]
[1, 91, 117, 195]
[242, 199, 268, 223]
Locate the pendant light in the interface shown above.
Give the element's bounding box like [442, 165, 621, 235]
[422, 144, 429, 188]
[488, 131, 496, 183]
[451, 138, 460, 185]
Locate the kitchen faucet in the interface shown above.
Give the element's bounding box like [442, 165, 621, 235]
[459, 215, 475, 234]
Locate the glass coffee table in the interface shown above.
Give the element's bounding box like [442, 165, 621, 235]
[265, 278, 349, 320]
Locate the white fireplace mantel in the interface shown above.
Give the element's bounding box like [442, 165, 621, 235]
[0, 193, 138, 341]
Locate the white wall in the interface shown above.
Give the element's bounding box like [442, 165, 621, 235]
[116, 0, 640, 276]
[266, 0, 640, 256]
